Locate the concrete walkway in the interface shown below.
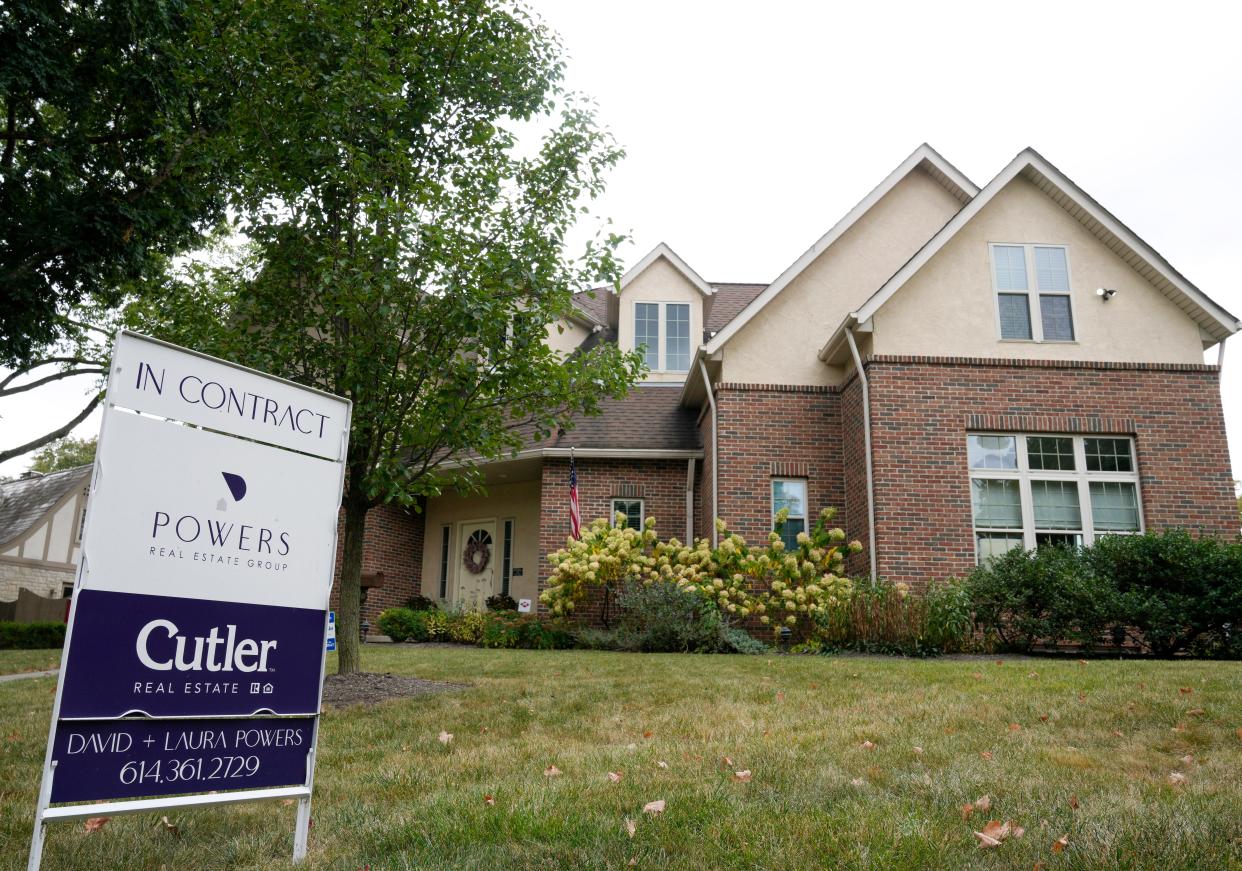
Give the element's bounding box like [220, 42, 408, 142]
[0, 669, 57, 683]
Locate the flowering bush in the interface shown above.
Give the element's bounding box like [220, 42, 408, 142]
[540, 508, 862, 636]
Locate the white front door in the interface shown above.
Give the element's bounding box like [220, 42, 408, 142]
[455, 519, 497, 608]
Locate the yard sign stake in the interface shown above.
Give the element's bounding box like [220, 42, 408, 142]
[28, 331, 350, 869]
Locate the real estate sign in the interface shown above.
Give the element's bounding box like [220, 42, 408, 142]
[29, 331, 350, 869]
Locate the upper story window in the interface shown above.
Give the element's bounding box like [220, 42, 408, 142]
[634, 302, 691, 372]
[990, 244, 1075, 342]
[968, 433, 1141, 564]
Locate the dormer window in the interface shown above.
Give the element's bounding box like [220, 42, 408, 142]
[990, 244, 1075, 342]
[634, 302, 691, 372]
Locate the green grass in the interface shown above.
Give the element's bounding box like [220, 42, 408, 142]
[2, 647, 1241, 870]
[0, 648, 61, 675]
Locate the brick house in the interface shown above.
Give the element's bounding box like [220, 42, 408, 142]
[345, 144, 1240, 623]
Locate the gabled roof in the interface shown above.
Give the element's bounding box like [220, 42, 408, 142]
[702, 143, 979, 354]
[620, 242, 715, 298]
[0, 465, 91, 548]
[846, 147, 1241, 344]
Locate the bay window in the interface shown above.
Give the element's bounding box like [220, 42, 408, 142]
[968, 433, 1141, 563]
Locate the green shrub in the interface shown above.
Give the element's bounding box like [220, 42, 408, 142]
[480, 612, 575, 649]
[0, 621, 66, 649]
[424, 610, 449, 640]
[376, 608, 430, 643]
[616, 581, 725, 653]
[719, 626, 771, 655]
[812, 579, 972, 656]
[966, 545, 1119, 652]
[445, 609, 487, 644]
[1084, 530, 1242, 657]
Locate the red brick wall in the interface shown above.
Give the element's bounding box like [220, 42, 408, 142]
[538, 457, 690, 621]
[332, 501, 425, 624]
[697, 408, 714, 543]
[840, 374, 871, 578]
[711, 383, 845, 545]
[863, 356, 1237, 586]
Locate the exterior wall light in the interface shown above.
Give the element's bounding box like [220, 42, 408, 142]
[1095, 287, 1118, 301]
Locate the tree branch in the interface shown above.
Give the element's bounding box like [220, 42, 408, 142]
[0, 357, 107, 391]
[0, 392, 104, 465]
[0, 367, 107, 397]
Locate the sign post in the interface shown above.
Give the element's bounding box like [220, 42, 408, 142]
[28, 331, 350, 869]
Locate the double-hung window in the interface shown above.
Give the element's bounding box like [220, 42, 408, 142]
[771, 479, 808, 551]
[968, 433, 1142, 563]
[611, 499, 644, 530]
[633, 302, 691, 372]
[990, 244, 1075, 342]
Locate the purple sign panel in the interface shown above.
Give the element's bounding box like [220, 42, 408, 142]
[59, 589, 326, 719]
[51, 717, 314, 803]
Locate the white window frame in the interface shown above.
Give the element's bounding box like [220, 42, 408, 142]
[610, 498, 644, 529]
[632, 301, 692, 372]
[968, 433, 1144, 565]
[770, 478, 808, 547]
[988, 243, 1077, 343]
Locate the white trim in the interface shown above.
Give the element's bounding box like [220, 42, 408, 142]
[989, 243, 1078, 343]
[610, 498, 644, 529]
[852, 148, 1240, 341]
[704, 143, 978, 354]
[620, 242, 714, 298]
[968, 432, 1144, 564]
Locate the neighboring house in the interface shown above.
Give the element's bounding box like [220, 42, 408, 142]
[345, 144, 1240, 623]
[0, 466, 91, 605]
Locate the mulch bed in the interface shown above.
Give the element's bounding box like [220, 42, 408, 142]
[321, 671, 467, 708]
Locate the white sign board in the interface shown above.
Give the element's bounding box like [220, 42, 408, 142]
[29, 331, 350, 870]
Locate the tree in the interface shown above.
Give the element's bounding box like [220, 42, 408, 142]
[0, 0, 236, 457]
[132, 0, 643, 674]
[29, 436, 96, 473]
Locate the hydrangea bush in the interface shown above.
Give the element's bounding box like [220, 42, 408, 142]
[540, 507, 863, 636]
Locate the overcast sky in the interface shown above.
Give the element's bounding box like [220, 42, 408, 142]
[2, 0, 1240, 484]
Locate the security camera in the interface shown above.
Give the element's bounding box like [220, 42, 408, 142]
[1095, 287, 1117, 301]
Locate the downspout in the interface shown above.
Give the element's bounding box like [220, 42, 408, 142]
[844, 326, 878, 585]
[685, 458, 695, 544]
[698, 359, 719, 547]
[1218, 334, 1228, 373]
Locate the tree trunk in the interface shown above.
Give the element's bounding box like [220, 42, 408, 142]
[336, 492, 369, 675]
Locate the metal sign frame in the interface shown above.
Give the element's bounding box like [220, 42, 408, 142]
[28, 330, 351, 869]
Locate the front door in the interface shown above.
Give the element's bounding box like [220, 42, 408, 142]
[455, 519, 497, 608]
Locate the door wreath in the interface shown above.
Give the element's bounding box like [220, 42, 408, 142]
[463, 529, 492, 574]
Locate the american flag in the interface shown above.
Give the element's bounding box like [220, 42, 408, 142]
[568, 452, 581, 539]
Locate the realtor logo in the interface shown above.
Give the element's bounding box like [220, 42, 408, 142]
[222, 471, 248, 502]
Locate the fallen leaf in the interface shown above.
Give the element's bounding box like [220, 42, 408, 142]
[624, 817, 636, 838]
[626, 743, 638, 750]
[1008, 821, 1026, 839]
[975, 795, 992, 812]
[810, 682, 819, 689]
[642, 799, 666, 815]
[1181, 754, 1194, 765]
[643, 730, 653, 739]
[157, 816, 180, 838]
[1009, 723, 1022, 732]
[84, 817, 110, 834]
[732, 770, 752, 782]
[980, 751, 993, 761]
[1035, 862, 1047, 870]
[1077, 659, 1088, 667]
[628, 858, 637, 867]
[656, 760, 668, 769]
[1172, 723, 1186, 733]
[1168, 771, 1187, 785]
[608, 771, 623, 784]
[1236, 726, 1242, 741]
[484, 795, 495, 806]
[861, 740, 876, 751]
[960, 803, 974, 820]
[480, 727, 489, 734]
[1078, 693, 1087, 702]
[1187, 708, 1205, 716]
[720, 756, 734, 767]
[281, 799, 296, 806]
[850, 778, 866, 787]
[438, 731, 453, 745]
[775, 691, 786, 702]
[1111, 729, 1123, 737]
[1068, 794, 1079, 810]
[912, 746, 924, 755]
[973, 672, 983, 681]
[1027, 671, 1039, 679]
[974, 820, 1013, 848]
[544, 765, 562, 778]
[4, 731, 19, 742]
[1179, 687, 1193, 695]
[1052, 835, 1069, 854]
[974, 830, 1002, 849]
[1040, 714, 1050, 722]
[762, 729, 771, 737]
[995, 660, 1005, 666]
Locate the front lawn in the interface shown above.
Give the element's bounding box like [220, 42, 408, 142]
[0, 648, 60, 676]
[1, 647, 1240, 869]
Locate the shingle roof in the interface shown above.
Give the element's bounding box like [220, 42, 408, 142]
[0, 465, 91, 548]
[705, 283, 767, 334]
[571, 288, 610, 325]
[532, 385, 701, 452]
